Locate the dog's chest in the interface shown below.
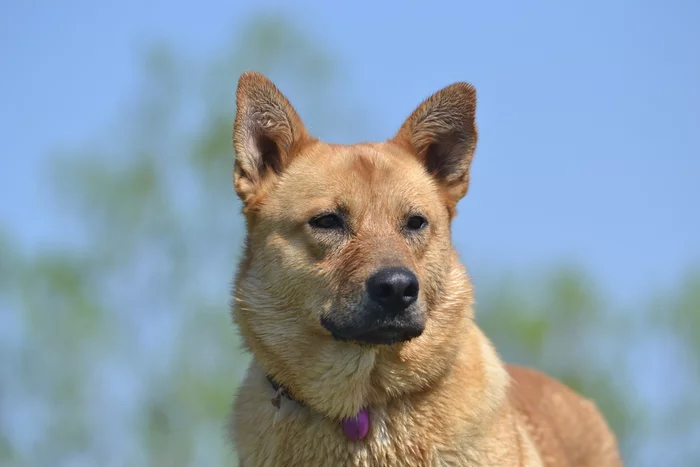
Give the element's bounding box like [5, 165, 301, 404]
[233, 398, 479, 467]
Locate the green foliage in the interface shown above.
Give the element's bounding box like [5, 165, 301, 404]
[0, 11, 697, 467]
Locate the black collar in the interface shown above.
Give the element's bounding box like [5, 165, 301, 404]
[267, 374, 304, 409]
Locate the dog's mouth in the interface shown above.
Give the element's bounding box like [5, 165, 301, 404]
[321, 317, 424, 346]
[350, 326, 423, 345]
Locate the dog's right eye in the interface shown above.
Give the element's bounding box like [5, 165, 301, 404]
[309, 213, 344, 230]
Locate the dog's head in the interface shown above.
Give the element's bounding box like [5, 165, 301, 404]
[232, 72, 478, 419]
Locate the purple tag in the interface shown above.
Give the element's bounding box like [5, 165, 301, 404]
[341, 408, 370, 440]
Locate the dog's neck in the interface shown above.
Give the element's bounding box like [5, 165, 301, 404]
[265, 374, 369, 441]
[266, 374, 370, 440]
[255, 324, 511, 459]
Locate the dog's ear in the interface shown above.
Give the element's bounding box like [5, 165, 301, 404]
[233, 72, 311, 207]
[391, 82, 478, 208]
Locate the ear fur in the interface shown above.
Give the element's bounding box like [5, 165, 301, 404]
[233, 72, 311, 208]
[391, 83, 478, 208]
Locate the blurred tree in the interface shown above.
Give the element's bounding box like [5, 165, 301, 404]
[0, 11, 697, 467]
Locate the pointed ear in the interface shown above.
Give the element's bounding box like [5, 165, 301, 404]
[391, 82, 478, 207]
[233, 72, 311, 207]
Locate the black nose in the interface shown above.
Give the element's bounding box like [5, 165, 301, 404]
[366, 267, 419, 312]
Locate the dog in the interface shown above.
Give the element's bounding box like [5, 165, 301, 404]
[228, 71, 623, 466]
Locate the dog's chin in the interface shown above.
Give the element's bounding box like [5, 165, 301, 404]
[321, 318, 425, 346]
[349, 326, 424, 345]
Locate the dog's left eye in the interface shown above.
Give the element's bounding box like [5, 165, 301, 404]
[405, 215, 428, 231]
[309, 213, 344, 230]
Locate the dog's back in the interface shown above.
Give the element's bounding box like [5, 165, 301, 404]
[507, 365, 622, 466]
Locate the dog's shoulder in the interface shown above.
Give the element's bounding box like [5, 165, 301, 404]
[506, 364, 622, 467]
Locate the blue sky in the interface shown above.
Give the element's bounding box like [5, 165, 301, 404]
[2, 0, 698, 303]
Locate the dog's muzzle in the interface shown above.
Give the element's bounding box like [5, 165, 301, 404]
[321, 267, 425, 345]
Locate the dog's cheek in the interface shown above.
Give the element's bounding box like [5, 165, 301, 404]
[417, 261, 444, 312]
[419, 237, 454, 310]
[261, 233, 352, 319]
[257, 235, 317, 296]
[405, 220, 447, 303]
[405, 230, 431, 262]
[301, 234, 341, 263]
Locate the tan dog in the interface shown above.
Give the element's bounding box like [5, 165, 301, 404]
[229, 72, 622, 466]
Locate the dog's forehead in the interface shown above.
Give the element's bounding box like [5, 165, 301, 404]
[294, 142, 423, 184]
[267, 141, 441, 217]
